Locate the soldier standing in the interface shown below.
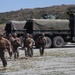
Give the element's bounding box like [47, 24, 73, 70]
[7, 34, 14, 59]
[22, 34, 28, 57]
[12, 33, 21, 60]
[39, 33, 46, 56]
[29, 34, 35, 56]
[3, 33, 12, 59]
[0, 34, 11, 69]
[25, 33, 34, 57]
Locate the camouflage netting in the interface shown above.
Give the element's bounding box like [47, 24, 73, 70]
[11, 21, 26, 30]
[32, 19, 70, 30]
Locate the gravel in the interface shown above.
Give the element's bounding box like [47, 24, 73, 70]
[0, 43, 75, 75]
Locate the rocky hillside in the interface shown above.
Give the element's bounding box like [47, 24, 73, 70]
[0, 4, 75, 24]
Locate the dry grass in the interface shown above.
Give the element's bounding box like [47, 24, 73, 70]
[0, 23, 5, 26]
[0, 24, 5, 34]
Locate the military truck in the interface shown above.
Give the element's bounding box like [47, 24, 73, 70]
[5, 8, 75, 48]
[23, 8, 75, 48]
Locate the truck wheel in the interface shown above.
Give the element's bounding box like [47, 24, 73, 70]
[53, 36, 64, 48]
[45, 36, 52, 48]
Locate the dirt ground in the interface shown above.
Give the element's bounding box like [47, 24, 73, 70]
[0, 43, 75, 75]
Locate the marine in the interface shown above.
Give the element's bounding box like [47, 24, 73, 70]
[12, 33, 21, 60]
[39, 33, 46, 56]
[7, 34, 14, 59]
[25, 33, 34, 57]
[0, 34, 11, 69]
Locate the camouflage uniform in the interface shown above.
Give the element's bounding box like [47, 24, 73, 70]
[39, 33, 46, 56]
[25, 34, 34, 57]
[0, 35, 10, 68]
[22, 37, 27, 57]
[7, 34, 14, 58]
[12, 33, 21, 59]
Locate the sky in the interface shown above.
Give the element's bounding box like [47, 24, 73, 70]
[0, 0, 75, 13]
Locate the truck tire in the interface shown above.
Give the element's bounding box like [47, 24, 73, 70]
[53, 36, 64, 48]
[45, 36, 52, 48]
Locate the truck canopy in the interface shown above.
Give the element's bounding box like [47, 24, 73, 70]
[24, 19, 70, 31]
[32, 19, 70, 30]
[11, 21, 26, 30]
[5, 20, 27, 34]
[6, 20, 26, 30]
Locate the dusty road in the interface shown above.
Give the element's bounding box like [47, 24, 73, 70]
[0, 43, 75, 75]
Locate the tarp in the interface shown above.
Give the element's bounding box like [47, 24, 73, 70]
[5, 21, 26, 31]
[32, 19, 70, 30]
[11, 21, 26, 30]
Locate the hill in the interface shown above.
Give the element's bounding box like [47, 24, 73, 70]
[0, 4, 75, 24]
